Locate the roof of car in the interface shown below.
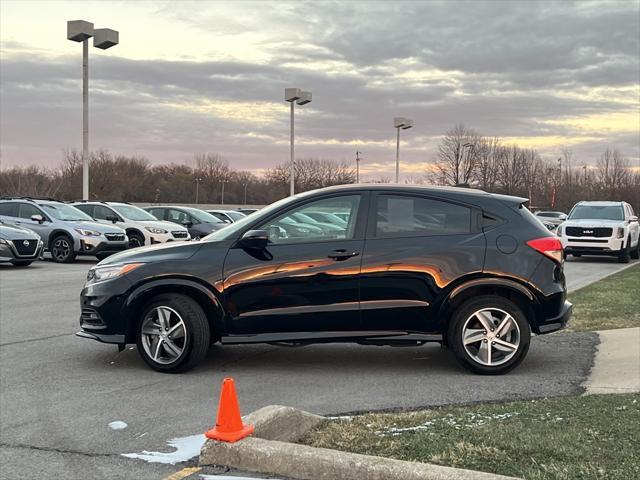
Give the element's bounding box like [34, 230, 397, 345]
[316, 183, 488, 195]
[576, 201, 624, 206]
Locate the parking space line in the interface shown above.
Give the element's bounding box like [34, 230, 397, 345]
[162, 466, 201, 480]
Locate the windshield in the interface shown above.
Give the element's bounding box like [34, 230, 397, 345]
[568, 205, 624, 221]
[41, 203, 94, 222]
[112, 204, 158, 221]
[226, 211, 245, 221]
[182, 207, 224, 223]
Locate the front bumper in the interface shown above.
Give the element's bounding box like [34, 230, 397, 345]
[78, 238, 129, 257]
[76, 330, 126, 344]
[0, 240, 43, 262]
[562, 236, 624, 256]
[535, 300, 572, 334]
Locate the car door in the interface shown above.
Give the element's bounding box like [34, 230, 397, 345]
[627, 204, 640, 245]
[222, 193, 368, 336]
[14, 203, 52, 244]
[359, 192, 485, 333]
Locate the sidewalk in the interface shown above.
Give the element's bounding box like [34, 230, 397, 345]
[584, 327, 640, 394]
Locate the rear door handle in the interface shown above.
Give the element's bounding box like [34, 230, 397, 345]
[328, 249, 360, 261]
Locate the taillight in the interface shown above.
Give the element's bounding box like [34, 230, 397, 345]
[527, 237, 564, 264]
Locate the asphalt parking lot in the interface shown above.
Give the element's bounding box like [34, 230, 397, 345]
[0, 255, 636, 479]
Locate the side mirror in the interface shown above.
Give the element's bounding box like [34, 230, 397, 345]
[182, 221, 193, 228]
[30, 214, 44, 224]
[630, 215, 638, 223]
[106, 215, 119, 223]
[239, 230, 269, 250]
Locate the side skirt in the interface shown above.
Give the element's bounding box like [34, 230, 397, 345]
[220, 331, 443, 346]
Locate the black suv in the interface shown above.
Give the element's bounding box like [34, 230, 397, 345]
[78, 185, 571, 374]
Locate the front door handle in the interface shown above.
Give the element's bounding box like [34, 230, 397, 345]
[328, 249, 360, 261]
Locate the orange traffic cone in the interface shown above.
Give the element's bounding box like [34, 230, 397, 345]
[205, 377, 255, 442]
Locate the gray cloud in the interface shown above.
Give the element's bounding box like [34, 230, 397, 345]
[1, 0, 639, 174]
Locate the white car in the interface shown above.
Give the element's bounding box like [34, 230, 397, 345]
[73, 202, 190, 248]
[558, 201, 639, 263]
[206, 209, 247, 223]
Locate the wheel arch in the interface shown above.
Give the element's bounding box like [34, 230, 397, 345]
[124, 278, 225, 344]
[438, 278, 538, 343]
[48, 229, 76, 251]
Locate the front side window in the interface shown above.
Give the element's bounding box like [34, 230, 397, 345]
[376, 195, 471, 237]
[147, 208, 165, 220]
[167, 209, 190, 224]
[74, 204, 95, 217]
[93, 205, 117, 220]
[18, 203, 44, 219]
[259, 195, 361, 244]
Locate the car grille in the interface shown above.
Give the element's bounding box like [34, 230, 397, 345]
[565, 227, 612, 238]
[11, 239, 38, 257]
[172, 231, 188, 239]
[104, 233, 125, 241]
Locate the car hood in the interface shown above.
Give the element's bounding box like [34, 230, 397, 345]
[0, 223, 41, 240]
[563, 219, 625, 227]
[135, 220, 188, 232]
[66, 220, 126, 234]
[98, 240, 202, 266]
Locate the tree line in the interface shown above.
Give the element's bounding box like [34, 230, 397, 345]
[1, 125, 638, 213]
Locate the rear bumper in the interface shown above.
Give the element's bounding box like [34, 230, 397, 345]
[534, 300, 572, 334]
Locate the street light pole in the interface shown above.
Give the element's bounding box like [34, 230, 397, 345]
[285, 88, 312, 196]
[195, 177, 201, 204]
[393, 117, 413, 183]
[243, 182, 248, 205]
[67, 20, 118, 201]
[356, 151, 362, 183]
[221, 180, 228, 205]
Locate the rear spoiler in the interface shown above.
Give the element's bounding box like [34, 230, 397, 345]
[491, 193, 529, 209]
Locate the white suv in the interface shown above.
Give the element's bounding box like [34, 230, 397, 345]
[559, 201, 639, 263]
[73, 202, 190, 248]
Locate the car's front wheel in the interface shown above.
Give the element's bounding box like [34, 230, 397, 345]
[50, 235, 76, 263]
[136, 293, 210, 373]
[448, 295, 531, 375]
[630, 237, 639, 260]
[618, 238, 630, 263]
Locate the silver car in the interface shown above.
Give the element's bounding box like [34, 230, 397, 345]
[0, 197, 128, 263]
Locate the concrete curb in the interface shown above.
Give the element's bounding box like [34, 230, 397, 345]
[200, 436, 520, 480]
[200, 405, 521, 480]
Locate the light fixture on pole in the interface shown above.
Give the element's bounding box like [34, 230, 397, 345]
[67, 20, 119, 201]
[285, 87, 312, 196]
[393, 117, 413, 183]
[356, 151, 362, 183]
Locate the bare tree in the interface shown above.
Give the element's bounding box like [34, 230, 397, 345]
[435, 124, 481, 186]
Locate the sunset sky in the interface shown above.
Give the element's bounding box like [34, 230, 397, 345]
[1, 0, 639, 179]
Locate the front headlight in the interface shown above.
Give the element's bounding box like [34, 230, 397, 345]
[616, 227, 625, 239]
[556, 226, 563, 236]
[0, 238, 8, 245]
[75, 228, 101, 237]
[87, 263, 144, 284]
[145, 227, 167, 234]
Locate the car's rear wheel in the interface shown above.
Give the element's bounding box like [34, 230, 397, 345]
[448, 295, 531, 375]
[50, 235, 76, 263]
[618, 238, 630, 263]
[136, 293, 210, 373]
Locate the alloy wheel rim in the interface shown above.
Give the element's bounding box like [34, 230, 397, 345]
[141, 306, 187, 365]
[53, 239, 70, 261]
[462, 307, 520, 367]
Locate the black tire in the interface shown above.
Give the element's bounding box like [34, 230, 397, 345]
[618, 238, 630, 263]
[50, 234, 76, 263]
[447, 295, 531, 375]
[136, 293, 210, 373]
[631, 237, 639, 260]
[128, 232, 145, 248]
[96, 253, 111, 261]
[11, 260, 33, 267]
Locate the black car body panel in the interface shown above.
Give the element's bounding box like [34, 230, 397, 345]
[78, 185, 571, 356]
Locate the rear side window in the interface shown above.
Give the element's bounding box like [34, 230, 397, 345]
[0, 202, 19, 216]
[147, 208, 165, 220]
[375, 195, 471, 237]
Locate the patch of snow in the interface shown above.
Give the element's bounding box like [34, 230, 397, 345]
[122, 434, 206, 465]
[109, 421, 128, 430]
